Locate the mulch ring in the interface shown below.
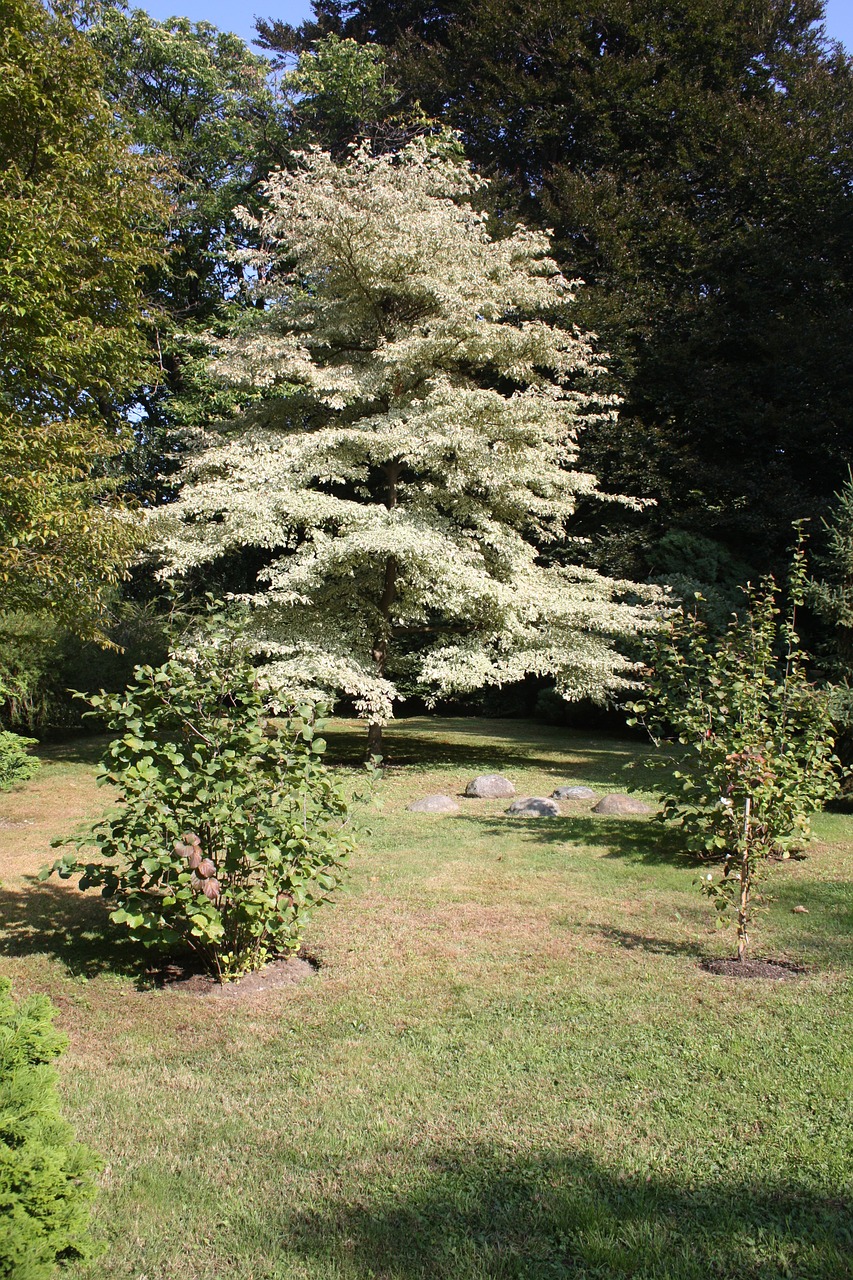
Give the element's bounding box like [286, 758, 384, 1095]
[149, 952, 318, 998]
[700, 956, 807, 981]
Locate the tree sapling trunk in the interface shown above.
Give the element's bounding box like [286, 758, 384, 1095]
[737, 796, 752, 961]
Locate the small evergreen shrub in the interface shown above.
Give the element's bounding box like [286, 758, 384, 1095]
[45, 622, 362, 980]
[0, 980, 100, 1278]
[0, 727, 38, 791]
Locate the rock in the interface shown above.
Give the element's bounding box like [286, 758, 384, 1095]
[406, 794, 460, 814]
[464, 774, 516, 798]
[552, 785, 597, 801]
[506, 796, 560, 817]
[591, 793, 652, 816]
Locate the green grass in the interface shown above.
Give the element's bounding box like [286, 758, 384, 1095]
[1, 716, 851, 1279]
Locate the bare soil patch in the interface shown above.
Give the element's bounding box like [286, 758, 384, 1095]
[151, 953, 317, 998]
[700, 957, 806, 980]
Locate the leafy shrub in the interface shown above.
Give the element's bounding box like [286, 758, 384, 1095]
[45, 623, 360, 980]
[0, 727, 38, 791]
[628, 542, 841, 958]
[0, 979, 100, 1278]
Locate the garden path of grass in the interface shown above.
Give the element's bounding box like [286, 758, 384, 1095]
[0, 717, 851, 1279]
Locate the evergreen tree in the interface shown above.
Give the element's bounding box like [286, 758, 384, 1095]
[153, 141, 660, 750]
[266, 1, 853, 579]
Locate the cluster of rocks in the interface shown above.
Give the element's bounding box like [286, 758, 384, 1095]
[407, 774, 652, 817]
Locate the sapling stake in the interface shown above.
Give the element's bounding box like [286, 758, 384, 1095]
[738, 796, 752, 962]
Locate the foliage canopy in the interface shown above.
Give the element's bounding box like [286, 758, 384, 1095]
[0, 0, 164, 638]
[278, 0, 853, 579]
[153, 140, 660, 745]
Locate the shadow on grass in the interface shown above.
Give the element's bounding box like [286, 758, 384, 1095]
[247, 1149, 852, 1280]
[588, 926, 707, 959]
[0, 877, 151, 983]
[326, 717, 645, 783]
[464, 814, 693, 868]
[36, 735, 109, 766]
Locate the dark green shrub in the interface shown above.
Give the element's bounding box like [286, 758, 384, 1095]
[0, 727, 38, 792]
[45, 621, 363, 980]
[0, 602, 171, 738]
[805, 470, 853, 777]
[0, 980, 100, 1278]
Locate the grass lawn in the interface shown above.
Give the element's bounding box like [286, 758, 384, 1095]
[1, 716, 851, 1280]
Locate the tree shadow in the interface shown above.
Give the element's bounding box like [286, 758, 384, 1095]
[566, 817, 697, 867]
[0, 877, 151, 984]
[326, 717, 645, 783]
[239, 1147, 852, 1279]
[464, 814, 693, 868]
[35, 735, 109, 766]
[587, 926, 708, 959]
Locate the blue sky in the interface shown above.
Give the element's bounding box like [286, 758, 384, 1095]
[141, 0, 310, 45]
[139, 0, 853, 54]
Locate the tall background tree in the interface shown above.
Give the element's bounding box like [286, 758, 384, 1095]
[0, 0, 165, 641]
[259, 0, 853, 593]
[87, 5, 292, 495]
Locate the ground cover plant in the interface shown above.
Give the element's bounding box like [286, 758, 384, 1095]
[0, 717, 850, 1279]
[42, 625, 356, 980]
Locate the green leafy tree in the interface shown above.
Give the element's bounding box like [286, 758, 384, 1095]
[0, 979, 101, 1277]
[283, 32, 404, 151]
[86, 6, 292, 493]
[0, 0, 164, 639]
[628, 542, 841, 960]
[45, 622, 358, 980]
[153, 140, 661, 753]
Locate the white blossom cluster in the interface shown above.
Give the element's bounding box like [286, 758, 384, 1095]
[152, 139, 662, 723]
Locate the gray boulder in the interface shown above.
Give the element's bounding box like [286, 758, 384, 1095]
[506, 796, 561, 817]
[552, 785, 597, 801]
[592, 793, 652, 816]
[464, 774, 516, 798]
[407, 794, 460, 814]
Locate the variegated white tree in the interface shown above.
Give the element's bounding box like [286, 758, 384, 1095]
[153, 139, 660, 752]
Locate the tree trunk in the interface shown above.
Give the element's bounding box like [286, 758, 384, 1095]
[366, 460, 402, 759]
[367, 557, 397, 759]
[367, 719, 384, 757]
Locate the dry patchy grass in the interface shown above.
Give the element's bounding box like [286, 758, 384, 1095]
[0, 717, 851, 1280]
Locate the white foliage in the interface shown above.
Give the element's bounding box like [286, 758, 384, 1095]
[152, 138, 662, 723]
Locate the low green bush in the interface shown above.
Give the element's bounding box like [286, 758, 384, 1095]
[45, 622, 362, 980]
[0, 979, 100, 1278]
[0, 727, 38, 792]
